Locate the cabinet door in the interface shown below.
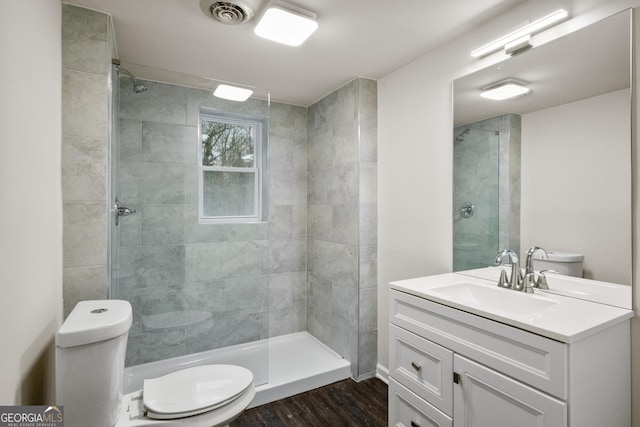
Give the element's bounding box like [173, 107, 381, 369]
[389, 378, 453, 427]
[453, 355, 566, 427]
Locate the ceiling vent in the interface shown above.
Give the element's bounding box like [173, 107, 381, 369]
[201, 0, 256, 25]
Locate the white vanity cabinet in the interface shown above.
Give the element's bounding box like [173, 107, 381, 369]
[388, 280, 632, 427]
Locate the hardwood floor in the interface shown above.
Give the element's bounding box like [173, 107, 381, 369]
[231, 378, 388, 426]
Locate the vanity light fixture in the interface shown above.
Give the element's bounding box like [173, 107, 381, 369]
[471, 9, 568, 58]
[480, 79, 531, 101]
[213, 84, 253, 101]
[254, 1, 318, 46]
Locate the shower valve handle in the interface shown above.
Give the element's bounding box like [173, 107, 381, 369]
[114, 198, 136, 226]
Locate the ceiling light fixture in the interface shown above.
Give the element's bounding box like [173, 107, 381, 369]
[480, 79, 531, 100]
[213, 84, 253, 101]
[254, 1, 318, 46]
[471, 9, 568, 58]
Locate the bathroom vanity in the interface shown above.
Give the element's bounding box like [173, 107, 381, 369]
[388, 271, 633, 427]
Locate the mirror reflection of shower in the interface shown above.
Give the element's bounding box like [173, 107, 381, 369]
[452, 114, 521, 271]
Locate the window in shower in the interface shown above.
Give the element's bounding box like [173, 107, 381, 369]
[199, 113, 263, 222]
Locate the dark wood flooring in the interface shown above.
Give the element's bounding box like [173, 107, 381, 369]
[231, 378, 388, 427]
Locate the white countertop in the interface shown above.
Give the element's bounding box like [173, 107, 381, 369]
[390, 272, 634, 343]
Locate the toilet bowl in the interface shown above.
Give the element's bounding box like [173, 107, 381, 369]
[56, 300, 255, 427]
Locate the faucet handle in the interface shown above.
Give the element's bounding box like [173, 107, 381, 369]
[522, 273, 536, 293]
[497, 269, 510, 288]
[494, 248, 519, 265]
[535, 270, 551, 290]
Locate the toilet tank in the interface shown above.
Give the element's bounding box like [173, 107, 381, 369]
[56, 300, 132, 427]
[533, 251, 584, 277]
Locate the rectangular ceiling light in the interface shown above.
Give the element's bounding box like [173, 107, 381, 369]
[480, 79, 531, 100]
[471, 9, 568, 58]
[213, 84, 253, 101]
[254, 2, 318, 46]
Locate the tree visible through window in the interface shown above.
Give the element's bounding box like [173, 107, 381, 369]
[199, 114, 261, 222]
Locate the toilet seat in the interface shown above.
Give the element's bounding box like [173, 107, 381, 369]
[142, 365, 254, 420]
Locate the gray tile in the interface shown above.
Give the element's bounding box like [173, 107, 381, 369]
[269, 204, 306, 239]
[226, 276, 269, 315]
[62, 136, 106, 202]
[307, 307, 331, 347]
[62, 70, 108, 139]
[119, 245, 185, 289]
[262, 239, 306, 274]
[119, 161, 185, 204]
[63, 266, 108, 318]
[118, 202, 141, 246]
[142, 122, 197, 164]
[186, 313, 261, 353]
[359, 162, 377, 205]
[269, 102, 307, 139]
[307, 204, 332, 240]
[183, 205, 226, 243]
[270, 169, 307, 205]
[62, 5, 109, 75]
[359, 246, 378, 289]
[225, 223, 268, 241]
[185, 241, 263, 282]
[359, 205, 377, 247]
[359, 288, 377, 331]
[269, 272, 307, 310]
[308, 164, 358, 205]
[357, 330, 378, 378]
[119, 119, 142, 161]
[332, 283, 358, 327]
[359, 116, 378, 162]
[307, 273, 332, 315]
[140, 204, 184, 245]
[265, 305, 306, 338]
[183, 281, 226, 317]
[120, 79, 188, 125]
[63, 202, 107, 267]
[308, 240, 357, 288]
[333, 204, 358, 245]
[125, 328, 185, 366]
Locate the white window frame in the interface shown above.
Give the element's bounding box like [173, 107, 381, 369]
[198, 113, 263, 223]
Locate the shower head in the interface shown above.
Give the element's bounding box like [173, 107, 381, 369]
[115, 65, 149, 94]
[455, 128, 471, 142]
[133, 81, 149, 93]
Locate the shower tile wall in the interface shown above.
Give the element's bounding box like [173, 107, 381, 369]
[115, 80, 308, 366]
[453, 114, 520, 270]
[61, 5, 113, 317]
[307, 78, 378, 379]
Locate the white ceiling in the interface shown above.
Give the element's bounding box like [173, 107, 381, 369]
[67, 0, 526, 106]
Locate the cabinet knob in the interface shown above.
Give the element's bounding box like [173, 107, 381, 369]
[411, 421, 420, 427]
[411, 361, 421, 372]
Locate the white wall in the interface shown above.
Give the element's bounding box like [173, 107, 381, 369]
[378, 1, 639, 424]
[0, 0, 63, 404]
[521, 89, 631, 285]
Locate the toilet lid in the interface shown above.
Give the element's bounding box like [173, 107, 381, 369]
[143, 365, 253, 419]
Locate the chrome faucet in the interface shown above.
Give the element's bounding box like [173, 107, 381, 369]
[525, 246, 549, 290]
[494, 249, 523, 290]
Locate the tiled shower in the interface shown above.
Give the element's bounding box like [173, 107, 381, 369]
[453, 114, 520, 271]
[61, 4, 378, 381]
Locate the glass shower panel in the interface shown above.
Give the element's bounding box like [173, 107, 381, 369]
[453, 127, 500, 270]
[109, 68, 270, 386]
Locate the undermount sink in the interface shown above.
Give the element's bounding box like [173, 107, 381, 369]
[430, 282, 557, 314]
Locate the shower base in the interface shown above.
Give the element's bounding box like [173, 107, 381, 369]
[122, 331, 351, 408]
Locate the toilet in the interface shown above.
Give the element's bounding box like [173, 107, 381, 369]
[532, 250, 584, 277]
[56, 300, 255, 427]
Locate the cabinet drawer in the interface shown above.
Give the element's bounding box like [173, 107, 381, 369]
[390, 324, 453, 416]
[389, 378, 452, 427]
[390, 289, 567, 398]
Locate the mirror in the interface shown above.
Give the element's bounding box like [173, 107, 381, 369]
[452, 11, 632, 291]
